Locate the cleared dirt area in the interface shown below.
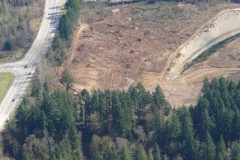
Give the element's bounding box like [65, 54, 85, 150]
[168, 8, 240, 80]
[63, 2, 240, 106]
[171, 38, 240, 106]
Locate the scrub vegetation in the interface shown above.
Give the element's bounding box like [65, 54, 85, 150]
[0, 0, 44, 63]
[0, 73, 13, 101]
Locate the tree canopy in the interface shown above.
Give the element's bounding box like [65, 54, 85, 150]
[4, 77, 240, 160]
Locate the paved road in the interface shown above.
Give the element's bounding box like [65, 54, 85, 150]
[0, 0, 66, 130]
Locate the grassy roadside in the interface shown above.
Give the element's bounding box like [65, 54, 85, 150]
[0, 48, 26, 64]
[182, 32, 240, 73]
[0, 73, 14, 101]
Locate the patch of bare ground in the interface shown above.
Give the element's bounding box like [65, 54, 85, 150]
[173, 37, 240, 106]
[62, 2, 240, 106]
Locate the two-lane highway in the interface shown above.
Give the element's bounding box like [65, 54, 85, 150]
[0, 0, 66, 130]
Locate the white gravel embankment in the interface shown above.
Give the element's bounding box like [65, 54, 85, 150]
[170, 9, 240, 79]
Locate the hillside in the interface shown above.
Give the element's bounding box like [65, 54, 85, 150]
[62, 1, 240, 106]
[0, 0, 44, 63]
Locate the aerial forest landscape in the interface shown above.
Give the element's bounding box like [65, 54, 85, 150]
[1, 0, 240, 159]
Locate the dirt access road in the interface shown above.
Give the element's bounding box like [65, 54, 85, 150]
[63, 2, 240, 107]
[162, 8, 240, 106]
[168, 8, 240, 80]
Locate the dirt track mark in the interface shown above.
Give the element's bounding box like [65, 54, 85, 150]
[68, 23, 88, 63]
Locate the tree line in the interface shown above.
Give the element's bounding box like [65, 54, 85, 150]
[3, 77, 240, 159]
[48, 0, 81, 66]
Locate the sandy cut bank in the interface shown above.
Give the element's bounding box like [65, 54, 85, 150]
[168, 8, 240, 80]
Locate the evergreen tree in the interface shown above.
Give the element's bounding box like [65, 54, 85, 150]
[235, 90, 240, 109]
[112, 91, 121, 125]
[218, 96, 226, 114]
[151, 103, 158, 115]
[120, 145, 133, 160]
[99, 95, 107, 122]
[135, 143, 148, 160]
[50, 154, 57, 160]
[59, 15, 74, 40]
[197, 108, 215, 141]
[184, 132, 199, 160]
[52, 145, 61, 160]
[153, 85, 166, 108]
[78, 93, 84, 123]
[40, 111, 48, 130]
[237, 80, 240, 89]
[211, 98, 220, 118]
[202, 77, 210, 91]
[154, 113, 165, 147]
[219, 77, 228, 93]
[103, 147, 119, 160]
[147, 150, 153, 160]
[22, 152, 31, 160]
[232, 110, 240, 140]
[112, 92, 133, 138]
[91, 90, 99, 115]
[222, 92, 230, 109]
[93, 151, 102, 160]
[68, 125, 80, 150]
[129, 86, 140, 114]
[52, 33, 63, 51]
[179, 107, 199, 160]
[153, 143, 162, 160]
[61, 68, 73, 91]
[231, 141, 240, 160]
[228, 80, 236, 97]
[216, 135, 227, 160]
[164, 110, 181, 157]
[211, 77, 219, 90]
[220, 109, 233, 141]
[28, 105, 41, 132]
[165, 111, 181, 142]
[136, 82, 152, 108]
[104, 89, 113, 121]
[81, 89, 91, 125]
[202, 131, 216, 160]
[15, 104, 30, 141]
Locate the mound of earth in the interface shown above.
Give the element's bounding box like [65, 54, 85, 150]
[62, 2, 240, 106]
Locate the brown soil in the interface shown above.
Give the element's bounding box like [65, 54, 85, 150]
[62, 2, 240, 106]
[176, 38, 240, 103]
